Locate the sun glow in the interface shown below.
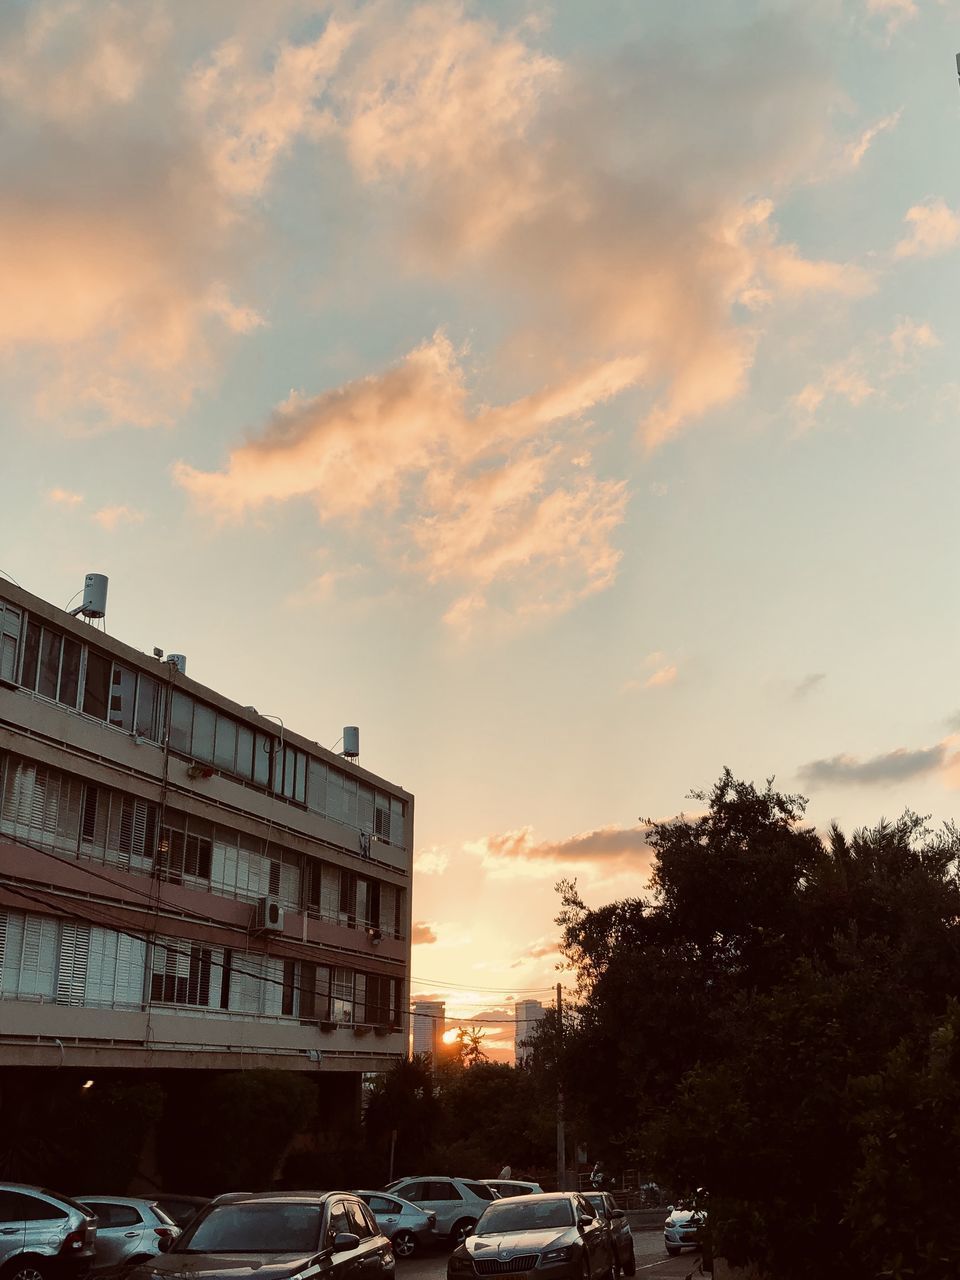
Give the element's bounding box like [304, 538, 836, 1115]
[441, 1028, 461, 1044]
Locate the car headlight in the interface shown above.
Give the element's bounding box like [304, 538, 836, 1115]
[448, 1256, 474, 1275]
[541, 1246, 575, 1263]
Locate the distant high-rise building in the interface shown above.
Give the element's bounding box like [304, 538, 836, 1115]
[412, 1000, 445, 1061]
[515, 999, 546, 1063]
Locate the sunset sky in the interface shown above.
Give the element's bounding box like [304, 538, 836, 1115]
[3, 0, 960, 1060]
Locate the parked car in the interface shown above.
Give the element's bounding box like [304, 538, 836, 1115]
[354, 1190, 437, 1258]
[480, 1180, 543, 1198]
[75, 1196, 179, 1270]
[447, 1192, 613, 1280]
[0, 1183, 98, 1280]
[384, 1178, 498, 1245]
[583, 1193, 635, 1277]
[126, 1191, 394, 1280]
[150, 1196, 209, 1230]
[663, 1196, 706, 1257]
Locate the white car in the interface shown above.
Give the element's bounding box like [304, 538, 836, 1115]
[384, 1177, 498, 1244]
[481, 1179, 543, 1198]
[76, 1196, 179, 1270]
[663, 1201, 706, 1257]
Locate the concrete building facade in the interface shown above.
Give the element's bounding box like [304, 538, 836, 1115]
[411, 1000, 445, 1061]
[514, 999, 546, 1064]
[0, 578, 413, 1085]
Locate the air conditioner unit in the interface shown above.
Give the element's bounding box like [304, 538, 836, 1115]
[254, 896, 284, 932]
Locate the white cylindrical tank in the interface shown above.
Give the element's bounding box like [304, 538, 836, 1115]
[168, 654, 187, 674]
[343, 726, 360, 757]
[81, 573, 108, 619]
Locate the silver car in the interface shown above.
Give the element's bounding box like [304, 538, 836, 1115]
[76, 1197, 179, 1270]
[0, 1183, 98, 1280]
[355, 1191, 437, 1258]
[384, 1178, 498, 1245]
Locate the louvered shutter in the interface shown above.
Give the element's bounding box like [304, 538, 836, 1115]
[57, 922, 91, 1006]
[0, 912, 7, 981]
[18, 915, 57, 997]
[115, 933, 146, 1006]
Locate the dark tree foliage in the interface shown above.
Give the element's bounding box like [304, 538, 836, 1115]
[557, 770, 960, 1279]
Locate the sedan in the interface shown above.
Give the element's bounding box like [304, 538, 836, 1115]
[663, 1202, 706, 1257]
[127, 1191, 394, 1280]
[77, 1197, 179, 1271]
[355, 1190, 438, 1258]
[447, 1192, 614, 1280]
[582, 1194, 634, 1277]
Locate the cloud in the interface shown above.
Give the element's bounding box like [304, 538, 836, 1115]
[92, 504, 144, 531]
[411, 921, 438, 945]
[843, 110, 902, 169]
[467, 823, 655, 879]
[865, 0, 919, 35]
[413, 846, 450, 876]
[323, 4, 866, 446]
[794, 316, 939, 425]
[895, 199, 960, 260]
[175, 334, 632, 625]
[510, 937, 561, 968]
[47, 487, 83, 506]
[793, 672, 826, 699]
[645, 664, 678, 689]
[798, 743, 948, 786]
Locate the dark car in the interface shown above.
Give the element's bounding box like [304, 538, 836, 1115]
[127, 1191, 394, 1280]
[582, 1194, 634, 1277]
[151, 1196, 209, 1230]
[447, 1192, 613, 1280]
[0, 1184, 98, 1280]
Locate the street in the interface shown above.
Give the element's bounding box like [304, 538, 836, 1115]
[396, 1230, 705, 1280]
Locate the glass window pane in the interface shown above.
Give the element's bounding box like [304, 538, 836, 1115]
[281, 746, 295, 798]
[306, 760, 326, 813]
[20, 619, 40, 691]
[254, 734, 271, 787]
[169, 691, 193, 752]
[214, 715, 238, 771]
[59, 636, 81, 708]
[236, 726, 254, 779]
[136, 673, 162, 739]
[192, 704, 216, 761]
[294, 751, 306, 804]
[109, 663, 137, 731]
[38, 629, 61, 699]
[82, 650, 111, 719]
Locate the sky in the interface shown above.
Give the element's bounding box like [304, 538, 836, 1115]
[2, 0, 960, 1062]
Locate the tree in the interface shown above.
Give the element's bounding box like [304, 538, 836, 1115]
[557, 772, 960, 1279]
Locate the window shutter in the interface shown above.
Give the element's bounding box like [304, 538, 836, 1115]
[57, 922, 91, 1006]
[0, 912, 7, 978]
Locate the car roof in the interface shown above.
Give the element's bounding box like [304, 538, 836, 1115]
[205, 1191, 351, 1204]
[488, 1192, 579, 1203]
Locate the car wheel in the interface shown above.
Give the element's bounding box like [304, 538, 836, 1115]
[665, 1246, 681, 1257]
[581, 1255, 591, 1280]
[2, 1257, 48, 1280]
[451, 1219, 476, 1247]
[392, 1230, 417, 1259]
[621, 1254, 636, 1277]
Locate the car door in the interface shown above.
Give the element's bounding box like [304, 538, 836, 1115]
[0, 1193, 26, 1269]
[574, 1197, 608, 1278]
[363, 1197, 399, 1241]
[84, 1202, 146, 1269]
[344, 1199, 389, 1279]
[402, 1181, 461, 1236]
[324, 1199, 365, 1280]
[20, 1193, 70, 1261]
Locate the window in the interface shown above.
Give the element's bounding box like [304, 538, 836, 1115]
[326, 1202, 351, 1247]
[0, 603, 21, 682]
[85, 1202, 142, 1228]
[363, 974, 397, 1027]
[374, 797, 391, 842]
[82, 651, 111, 719]
[108, 796, 158, 869]
[135, 674, 164, 740]
[150, 939, 216, 1006]
[282, 959, 296, 1017]
[330, 968, 354, 1022]
[108, 663, 137, 731]
[20, 621, 82, 708]
[192, 703, 216, 762]
[346, 1200, 374, 1240]
[424, 1182, 462, 1201]
[364, 1197, 399, 1215]
[357, 877, 380, 929]
[0, 1192, 67, 1222]
[214, 715, 238, 771]
[159, 824, 212, 882]
[168, 691, 193, 752]
[306, 760, 326, 813]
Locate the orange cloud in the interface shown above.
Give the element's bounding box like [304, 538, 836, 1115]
[466, 823, 655, 880]
[645, 664, 678, 689]
[895, 199, 960, 260]
[175, 334, 632, 625]
[47, 487, 83, 506]
[92, 504, 144, 531]
[411, 921, 438, 945]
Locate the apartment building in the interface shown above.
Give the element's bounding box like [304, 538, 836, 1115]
[514, 999, 546, 1064]
[0, 576, 412, 1085]
[411, 999, 445, 1061]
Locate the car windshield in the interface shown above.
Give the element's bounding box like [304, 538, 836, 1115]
[177, 1204, 323, 1254]
[477, 1201, 574, 1235]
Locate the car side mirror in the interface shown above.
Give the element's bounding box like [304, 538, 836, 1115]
[609, 1209, 624, 1221]
[577, 1215, 592, 1229]
[666, 1205, 674, 1214]
[332, 1233, 360, 1254]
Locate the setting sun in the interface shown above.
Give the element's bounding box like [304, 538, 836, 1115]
[441, 1028, 461, 1045]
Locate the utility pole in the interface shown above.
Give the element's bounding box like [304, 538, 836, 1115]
[556, 982, 565, 1192]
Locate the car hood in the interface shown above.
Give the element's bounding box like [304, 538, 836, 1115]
[665, 1211, 705, 1227]
[129, 1252, 314, 1280]
[467, 1229, 574, 1257]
